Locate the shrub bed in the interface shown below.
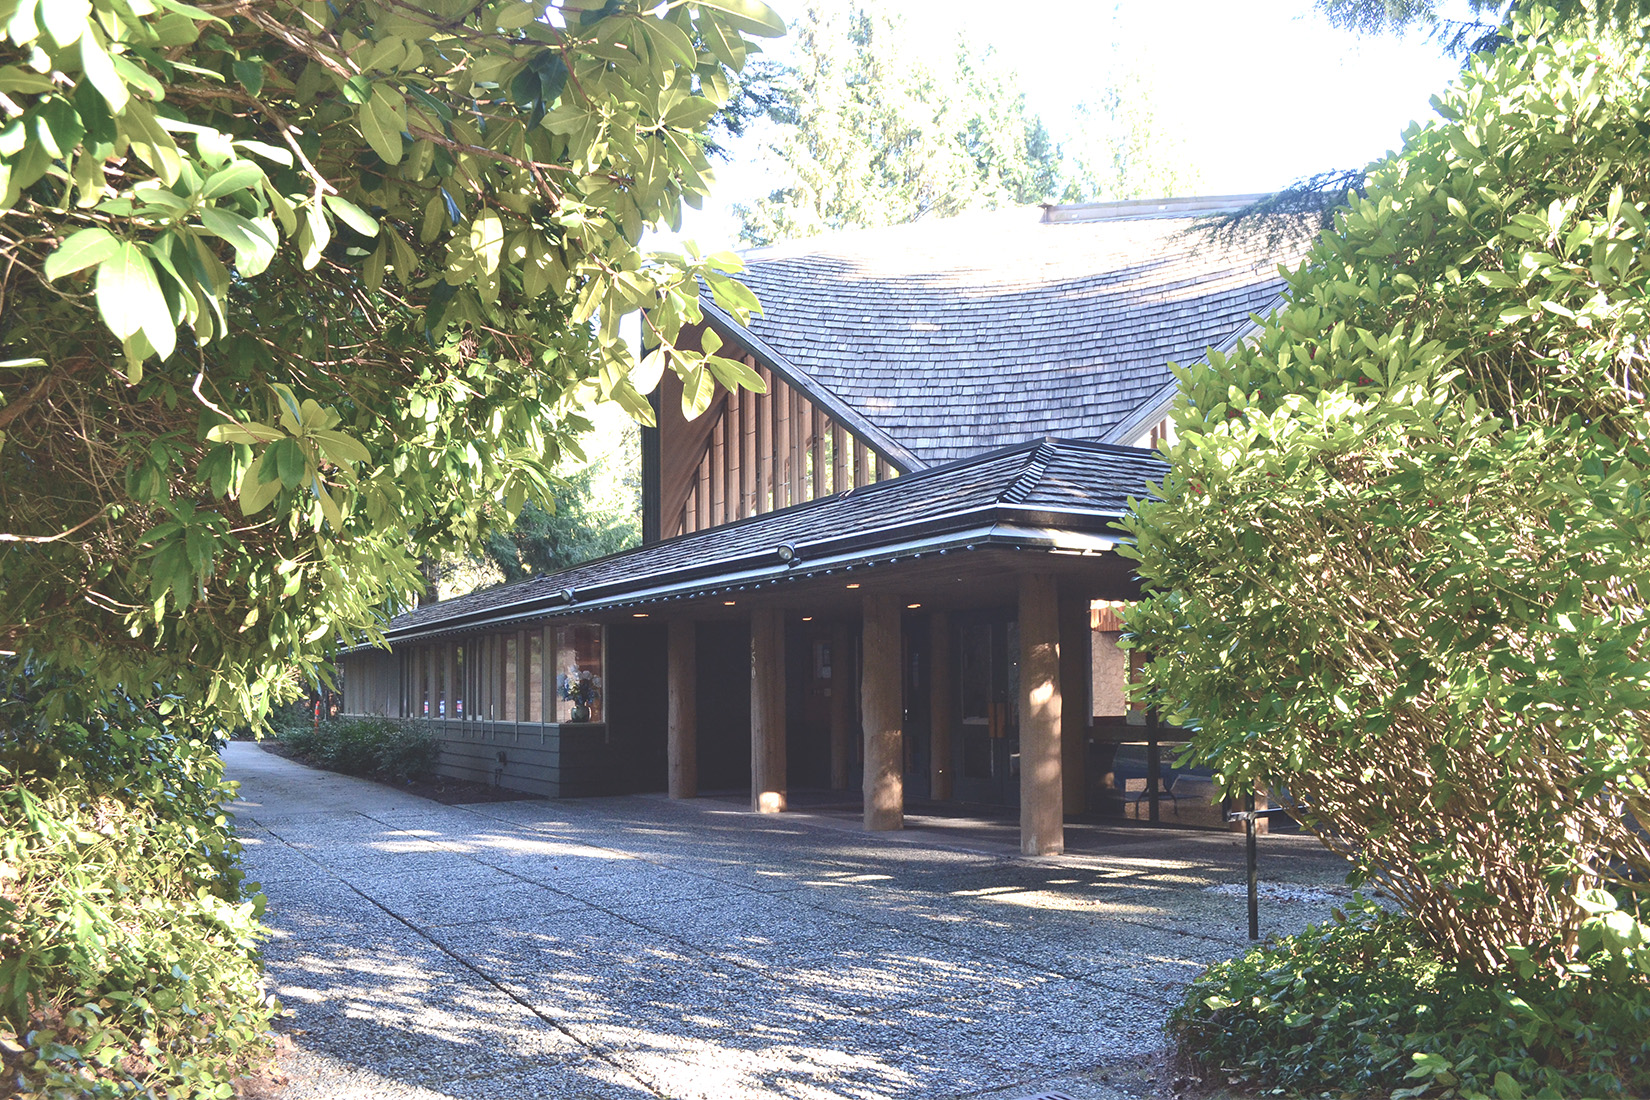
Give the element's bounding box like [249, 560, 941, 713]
[1170, 900, 1650, 1099]
[1, 716, 276, 1098]
[275, 716, 437, 784]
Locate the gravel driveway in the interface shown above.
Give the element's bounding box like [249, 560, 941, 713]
[225, 743, 1350, 1100]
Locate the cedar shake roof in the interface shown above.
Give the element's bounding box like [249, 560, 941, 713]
[382, 438, 1166, 639]
[709, 196, 1298, 467]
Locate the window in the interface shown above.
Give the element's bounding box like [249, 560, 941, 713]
[501, 635, 518, 721]
[528, 632, 544, 722]
[555, 624, 604, 723]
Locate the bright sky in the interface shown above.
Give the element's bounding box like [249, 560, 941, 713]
[672, 0, 1466, 250]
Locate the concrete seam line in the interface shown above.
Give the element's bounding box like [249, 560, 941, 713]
[257, 818, 671, 1100]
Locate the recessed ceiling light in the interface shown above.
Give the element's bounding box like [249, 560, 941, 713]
[906, 603, 921, 609]
[632, 612, 648, 618]
[724, 600, 736, 606]
[845, 583, 860, 589]
[801, 616, 813, 621]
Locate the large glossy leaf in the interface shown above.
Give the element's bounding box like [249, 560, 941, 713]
[44, 227, 120, 279]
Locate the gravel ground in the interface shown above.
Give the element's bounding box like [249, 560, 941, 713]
[224, 744, 1350, 1100]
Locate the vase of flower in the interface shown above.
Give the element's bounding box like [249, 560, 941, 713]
[560, 665, 600, 723]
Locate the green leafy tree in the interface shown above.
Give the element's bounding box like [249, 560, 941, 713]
[1124, 5, 1650, 973]
[481, 424, 640, 582]
[0, 0, 779, 1091]
[733, 4, 1196, 247]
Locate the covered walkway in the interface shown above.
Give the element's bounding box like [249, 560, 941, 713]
[228, 744, 1348, 1100]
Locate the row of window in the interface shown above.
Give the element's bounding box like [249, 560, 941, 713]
[402, 624, 604, 725]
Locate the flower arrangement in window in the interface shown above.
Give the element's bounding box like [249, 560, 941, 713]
[559, 665, 601, 722]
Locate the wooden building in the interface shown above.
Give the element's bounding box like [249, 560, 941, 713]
[339, 196, 1292, 854]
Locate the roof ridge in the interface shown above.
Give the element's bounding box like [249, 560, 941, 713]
[999, 439, 1060, 506]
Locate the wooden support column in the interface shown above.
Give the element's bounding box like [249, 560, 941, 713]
[1019, 574, 1064, 855]
[710, 413, 726, 527]
[741, 370, 757, 516]
[832, 424, 848, 494]
[755, 370, 772, 513]
[788, 387, 804, 505]
[668, 619, 697, 799]
[862, 593, 903, 831]
[830, 620, 854, 790]
[811, 407, 827, 501]
[750, 607, 786, 813]
[929, 611, 954, 802]
[1059, 590, 1091, 815]
[774, 378, 791, 509]
[724, 393, 739, 521]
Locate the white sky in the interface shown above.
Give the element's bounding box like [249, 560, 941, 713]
[669, 0, 1466, 250]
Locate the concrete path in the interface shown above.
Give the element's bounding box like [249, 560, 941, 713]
[225, 744, 1351, 1100]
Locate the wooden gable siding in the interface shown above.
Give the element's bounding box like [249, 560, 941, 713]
[655, 331, 902, 540]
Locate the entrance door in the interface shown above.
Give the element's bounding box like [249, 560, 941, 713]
[950, 612, 1019, 806]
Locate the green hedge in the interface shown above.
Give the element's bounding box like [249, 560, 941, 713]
[275, 715, 437, 784]
[0, 715, 275, 1098]
[1170, 900, 1650, 1099]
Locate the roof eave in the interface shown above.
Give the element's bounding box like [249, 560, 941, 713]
[379, 503, 1133, 644]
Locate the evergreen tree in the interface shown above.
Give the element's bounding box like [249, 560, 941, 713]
[734, 5, 1196, 246]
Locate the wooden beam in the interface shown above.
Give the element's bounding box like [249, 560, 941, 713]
[832, 423, 848, 495]
[929, 611, 954, 802]
[750, 607, 786, 812]
[726, 389, 742, 521]
[775, 374, 795, 511]
[876, 455, 893, 482]
[789, 386, 804, 506]
[668, 619, 698, 799]
[811, 405, 826, 501]
[710, 409, 726, 527]
[862, 593, 903, 831]
[856, 440, 872, 488]
[830, 620, 854, 790]
[742, 358, 757, 517]
[755, 368, 772, 513]
[1019, 573, 1064, 855]
[702, 455, 716, 534]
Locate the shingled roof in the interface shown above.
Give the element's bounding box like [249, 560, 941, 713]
[704, 196, 1299, 468]
[383, 438, 1166, 640]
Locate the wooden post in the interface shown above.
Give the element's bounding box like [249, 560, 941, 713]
[862, 593, 903, 831]
[832, 424, 849, 495]
[755, 369, 772, 513]
[774, 377, 791, 509]
[729, 390, 742, 521]
[741, 371, 756, 517]
[1059, 590, 1090, 815]
[811, 405, 826, 501]
[789, 387, 804, 506]
[696, 454, 711, 531]
[750, 607, 786, 813]
[668, 619, 697, 799]
[710, 412, 725, 527]
[929, 611, 953, 802]
[830, 620, 854, 790]
[1019, 574, 1064, 855]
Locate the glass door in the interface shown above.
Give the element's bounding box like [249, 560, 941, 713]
[950, 612, 1019, 806]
